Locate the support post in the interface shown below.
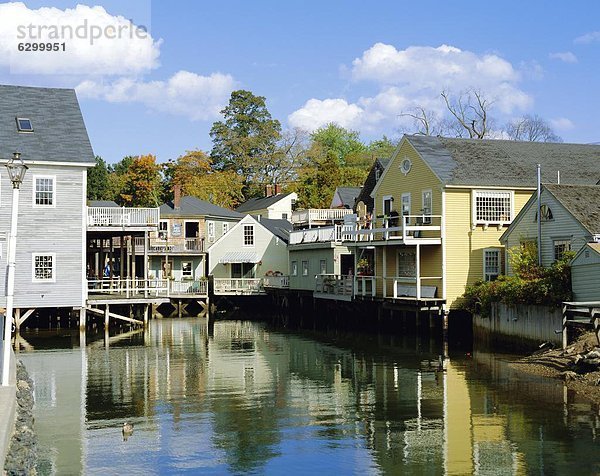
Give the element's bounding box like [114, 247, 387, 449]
[131, 234, 137, 290]
[14, 309, 21, 332]
[382, 247, 387, 298]
[144, 230, 149, 298]
[144, 304, 149, 326]
[104, 304, 110, 329]
[416, 244, 421, 300]
[562, 307, 568, 349]
[79, 307, 86, 329]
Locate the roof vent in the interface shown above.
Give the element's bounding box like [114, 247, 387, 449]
[16, 118, 33, 133]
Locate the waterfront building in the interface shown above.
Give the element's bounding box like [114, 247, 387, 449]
[330, 186, 361, 209]
[235, 185, 297, 221]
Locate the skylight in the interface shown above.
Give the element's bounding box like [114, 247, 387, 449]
[16, 118, 33, 132]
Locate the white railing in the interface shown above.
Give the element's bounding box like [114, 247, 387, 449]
[354, 276, 377, 297]
[87, 278, 169, 297]
[347, 215, 442, 242]
[213, 278, 264, 294]
[289, 225, 345, 245]
[143, 238, 206, 253]
[315, 274, 354, 297]
[263, 275, 290, 288]
[381, 276, 442, 300]
[291, 208, 354, 225]
[169, 279, 208, 295]
[87, 207, 160, 227]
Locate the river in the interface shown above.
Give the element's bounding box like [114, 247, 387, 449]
[15, 317, 600, 475]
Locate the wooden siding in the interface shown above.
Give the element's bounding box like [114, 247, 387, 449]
[571, 245, 600, 302]
[503, 190, 591, 275]
[0, 165, 86, 309]
[444, 189, 531, 309]
[208, 216, 288, 278]
[288, 245, 349, 291]
[149, 256, 204, 280]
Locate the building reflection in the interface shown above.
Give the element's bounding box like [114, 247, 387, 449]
[18, 320, 600, 474]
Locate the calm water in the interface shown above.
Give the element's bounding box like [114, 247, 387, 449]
[16, 318, 600, 475]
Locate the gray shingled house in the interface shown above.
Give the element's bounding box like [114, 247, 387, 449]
[0, 85, 95, 320]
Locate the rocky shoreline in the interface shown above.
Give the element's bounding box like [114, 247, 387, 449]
[4, 361, 37, 476]
[511, 331, 600, 404]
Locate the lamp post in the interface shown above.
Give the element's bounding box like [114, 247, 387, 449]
[2, 152, 28, 386]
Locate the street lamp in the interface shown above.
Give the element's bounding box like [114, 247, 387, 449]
[2, 152, 28, 386]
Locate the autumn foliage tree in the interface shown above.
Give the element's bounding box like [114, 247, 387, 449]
[120, 154, 162, 207]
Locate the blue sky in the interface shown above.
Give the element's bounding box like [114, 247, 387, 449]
[0, 1, 599, 164]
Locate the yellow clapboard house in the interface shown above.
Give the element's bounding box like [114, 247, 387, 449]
[350, 135, 600, 311]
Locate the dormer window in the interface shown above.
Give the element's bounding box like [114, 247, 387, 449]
[16, 118, 33, 132]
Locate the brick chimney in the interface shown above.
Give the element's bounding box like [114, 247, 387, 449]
[173, 184, 181, 210]
[265, 185, 273, 197]
[274, 184, 282, 195]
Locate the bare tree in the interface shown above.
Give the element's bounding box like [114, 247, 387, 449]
[399, 107, 440, 136]
[441, 89, 494, 139]
[504, 114, 562, 142]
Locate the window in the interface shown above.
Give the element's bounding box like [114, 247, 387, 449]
[244, 225, 254, 246]
[159, 220, 169, 239]
[207, 221, 215, 242]
[182, 261, 193, 278]
[282, 213, 288, 221]
[302, 260, 309, 276]
[320, 259, 327, 274]
[535, 204, 553, 222]
[375, 167, 381, 182]
[474, 190, 512, 224]
[33, 254, 55, 282]
[422, 190, 432, 224]
[16, 117, 33, 132]
[554, 240, 571, 261]
[401, 193, 411, 216]
[397, 249, 416, 277]
[34, 176, 55, 206]
[291, 261, 298, 276]
[222, 222, 229, 235]
[483, 249, 501, 281]
[383, 195, 393, 217]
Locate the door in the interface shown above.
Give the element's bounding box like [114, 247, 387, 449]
[340, 254, 354, 276]
[232, 263, 255, 278]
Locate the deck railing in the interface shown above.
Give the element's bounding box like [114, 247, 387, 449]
[354, 276, 377, 297]
[143, 237, 206, 253]
[315, 274, 354, 297]
[87, 278, 169, 297]
[169, 279, 208, 295]
[348, 215, 442, 242]
[291, 208, 354, 225]
[87, 207, 160, 227]
[213, 278, 264, 294]
[289, 225, 344, 245]
[263, 275, 289, 288]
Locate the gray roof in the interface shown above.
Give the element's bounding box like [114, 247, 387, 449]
[544, 184, 600, 234]
[88, 200, 118, 207]
[334, 187, 362, 208]
[160, 196, 243, 219]
[406, 135, 600, 187]
[0, 85, 94, 164]
[257, 217, 292, 243]
[356, 158, 389, 212]
[236, 193, 294, 213]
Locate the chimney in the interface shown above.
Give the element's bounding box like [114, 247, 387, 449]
[265, 185, 273, 197]
[274, 184, 282, 195]
[174, 184, 181, 210]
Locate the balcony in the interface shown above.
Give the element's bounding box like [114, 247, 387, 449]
[291, 208, 354, 226]
[135, 237, 206, 254]
[169, 279, 208, 296]
[87, 207, 160, 229]
[263, 275, 289, 289]
[87, 278, 169, 300]
[213, 278, 265, 295]
[314, 274, 354, 301]
[347, 215, 442, 245]
[289, 225, 349, 245]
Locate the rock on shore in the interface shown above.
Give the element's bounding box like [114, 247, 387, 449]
[4, 360, 37, 476]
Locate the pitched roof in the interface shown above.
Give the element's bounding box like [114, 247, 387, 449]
[405, 135, 600, 187]
[257, 217, 292, 243]
[356, 158, 390, 212]
[0, 85, 94, 164]
[333, 187, 362, 209]
[160, 196, 243, 219]
[236, 192, 294, 212]
[88, 200, 119, 207]
[544, 184, 600, 234]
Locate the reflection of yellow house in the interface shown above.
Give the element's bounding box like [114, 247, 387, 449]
[354, 135, 600, 310]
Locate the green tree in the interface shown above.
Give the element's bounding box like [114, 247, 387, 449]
[120, 154, 162, 207]
[210, 90, 281, 197]
[310, 124, 366, 166]
[87, 156, 110, 200]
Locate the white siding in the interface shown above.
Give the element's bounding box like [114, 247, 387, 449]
[571, 245, 600, 302]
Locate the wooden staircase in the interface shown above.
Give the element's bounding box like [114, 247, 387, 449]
[562, 302, 600, 348]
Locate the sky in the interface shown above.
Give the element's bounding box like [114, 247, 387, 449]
[0, 0, 599, 164]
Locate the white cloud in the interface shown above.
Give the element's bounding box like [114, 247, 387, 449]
[550, 117, 575, 131]
[574, 31, 600, 44]
[549, 52, 578, 63]
[289, 43, 532, 132]
[0, 2, 161, 75]
[77, 71, 236, 121]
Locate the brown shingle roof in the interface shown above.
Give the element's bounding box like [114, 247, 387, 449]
[545, 184, 600, 234]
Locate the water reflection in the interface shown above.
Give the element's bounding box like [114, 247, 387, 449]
[17, 319, 600, 475]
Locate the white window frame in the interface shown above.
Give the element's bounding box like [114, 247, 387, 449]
[159, 220, 169, 239]
[421, 189, 432, 224]
[207, 221, 215, 242]
[33, 175, 56, 207]
[291, 261, 298, 277]
[472, 190, 514, 226]
[222, 222, 229, 235]
[483, 248, 501, 281]
[401, 192, 411, 216]
[382, 195, 394, 217]
[302, 260, 309, 276]
[181, 261, 193, 279]
[32, 253, 56, 283]
[243, 224, 255, 247]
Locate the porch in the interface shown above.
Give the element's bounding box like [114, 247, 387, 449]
[134, 236, 205, 254]
[86, 277, 209, 301]
[213, 278, 265, 295]
[263, 275, 290, 289]
[87, 206, 160, 230]
[346, 214, 442, 245]
[291, 208, 354, 227]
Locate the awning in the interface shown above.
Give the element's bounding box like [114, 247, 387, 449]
[219, 251, 260, 264]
